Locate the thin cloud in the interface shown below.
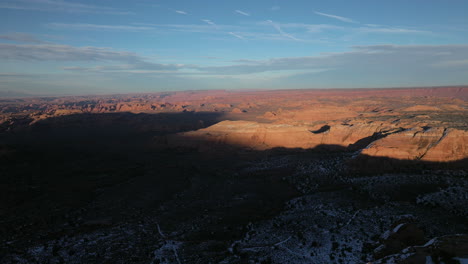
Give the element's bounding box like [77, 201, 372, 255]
[305, 24, 344, 33]
[4, 43, 468, 89]
[271, 6, 280, 11]
[258, 20, 428, 36]
[63, 63, 183, 72]
[175, 10, 187, 15]
[0, 32, 45, 43]
[0, 43, 188, 74]
[197, 45, 468, 75]
[314, 11, 356, 23]
[266, 20, 301, 41]
[47, 23, 154, 31]
[142, 23, 241, 33]
[228, 32, 245, 40]
[356, 26, 430, 34]
[0, 0, 132, 15]
[235, 10, 250, 16]
[201, 19, 216, 27]
[259, 21, 343, 33]
[0, 43, 141, 62]
[231, 59, 260, 64]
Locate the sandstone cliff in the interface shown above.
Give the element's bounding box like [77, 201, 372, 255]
[165, 120, 468, 162]
[361, 127, 468, 162]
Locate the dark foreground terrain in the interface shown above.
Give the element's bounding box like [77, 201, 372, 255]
[0, 87, 467, 263]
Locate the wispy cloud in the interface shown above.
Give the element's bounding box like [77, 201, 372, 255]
[356, 26, 430, 34]
[271, 6, 280, 11]
[259, 21, 343, 33]
[197, 45, 468, 75]
[135, 20, 429, 44]
[231, 59, 260, 64]
[257, 20, 429, 39]
[4, 43, 468, 90]
[63, 63, 183, 72]
[135, 23, 240, 34]
[0, 42, 188, 74]
[0, 43, 154, 65]
[266, 20, 301, 41]
[0, 32, 45, 43]
[134, 22, 321, 42]
[314, 11, 356, 23]
[201, 19, 220, 30]
[235, 10, 250, 16]
[201, 19, 216, 26]
[0, 0, 132, 15]
[47, 23, 154, 31]
[228, 32, 245, 40]
[305, 24, 344, 33]
[175, 10, 187, 15]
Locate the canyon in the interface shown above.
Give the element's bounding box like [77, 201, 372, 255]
[0, 86, 467, 263]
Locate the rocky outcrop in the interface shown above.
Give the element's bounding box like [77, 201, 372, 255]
[420, 129, 468, 162]
[164, 120, 468, 163]
[167, 121, 316, 150]
[165, 120, 400, 151]
[361, 127, 468, 162]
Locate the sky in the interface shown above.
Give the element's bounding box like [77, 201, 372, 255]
[1, 0, 468, 95]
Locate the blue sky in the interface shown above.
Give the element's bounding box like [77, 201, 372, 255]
[1, 0, 468, 95]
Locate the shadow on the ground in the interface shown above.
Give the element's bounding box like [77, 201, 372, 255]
[0, 111, 466, 262]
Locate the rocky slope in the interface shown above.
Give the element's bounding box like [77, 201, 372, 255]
[162, 120, 468, 164]
[362, 127, 468, 162]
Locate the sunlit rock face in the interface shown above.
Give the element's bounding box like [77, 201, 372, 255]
[361, 127, 468, 162]
[167, 120, 392, 150]
[165, 121, 468, 163]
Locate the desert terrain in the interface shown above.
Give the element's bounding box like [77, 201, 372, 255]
[0, 86, 467, 263]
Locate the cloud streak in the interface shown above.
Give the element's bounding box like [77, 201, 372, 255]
[135, 23, 240, 34]
[197, 45, 468, 75]
[314, 11, 356, 23]
[0, 0, 132, 15]
[201, 19, 217, 28]
[46, 23, 154, 31]
[266, 20, 301, 41]
[0, 42, 191, 74]
[235, 10, 250, 16]
[175, 10, 187, 15]
[3, 42, 467, 85]
[0, 43, 142, 62]
[228, 32, 245, 40]
[150, 20, 427, 43]
[356, 26, 430, 34]
[0, 32, 45, 43]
